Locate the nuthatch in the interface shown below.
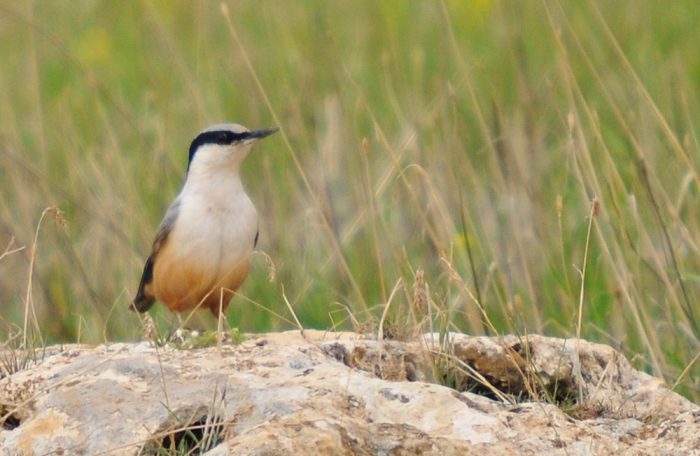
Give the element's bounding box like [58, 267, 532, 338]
[131, 123, 278, 316]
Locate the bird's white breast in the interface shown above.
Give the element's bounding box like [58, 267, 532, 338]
[168, 173, 258, 277]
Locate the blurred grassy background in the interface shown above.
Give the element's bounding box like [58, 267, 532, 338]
[0, 1, 698, 399]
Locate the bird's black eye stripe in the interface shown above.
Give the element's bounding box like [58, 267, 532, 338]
[187, 130, 250, 170]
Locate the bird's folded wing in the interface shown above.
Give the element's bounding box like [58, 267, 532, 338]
[130, 197, 182, 312]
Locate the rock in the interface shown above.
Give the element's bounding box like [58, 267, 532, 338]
[0, 331, 698, 455]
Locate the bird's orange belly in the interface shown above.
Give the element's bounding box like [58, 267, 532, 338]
[152, 241, 250, 315]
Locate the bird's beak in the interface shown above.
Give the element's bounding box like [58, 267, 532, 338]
[244, 127, 279, 143]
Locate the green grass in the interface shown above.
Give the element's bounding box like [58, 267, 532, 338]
[0, 1, 698, 401]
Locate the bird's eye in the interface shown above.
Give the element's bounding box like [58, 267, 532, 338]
[218, 133, 228, 143]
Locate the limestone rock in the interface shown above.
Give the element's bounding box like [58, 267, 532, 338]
[0, 331, 698, 455]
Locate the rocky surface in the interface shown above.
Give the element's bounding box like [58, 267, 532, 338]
[0, 330, 698, 455]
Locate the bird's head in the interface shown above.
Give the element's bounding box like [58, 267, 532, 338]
[186, 123, 278, 175]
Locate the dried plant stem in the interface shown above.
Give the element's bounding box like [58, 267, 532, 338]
[23, 208, 56, 349]
[576, 199, 598, 341]
[0, 237, 24, 262]
[574, 198, 599, 403]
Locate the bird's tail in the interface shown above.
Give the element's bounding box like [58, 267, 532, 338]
[130, 255, 156, 313]
[130, 292, 155, 313]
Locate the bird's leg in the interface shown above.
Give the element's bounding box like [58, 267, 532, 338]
[166, 313, 187, 343]
[177, 312, 184, 328]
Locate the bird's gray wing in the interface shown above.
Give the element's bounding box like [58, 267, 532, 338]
[130, 197, 182, 312]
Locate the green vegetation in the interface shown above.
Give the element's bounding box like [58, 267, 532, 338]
[0, 1, 698, 400]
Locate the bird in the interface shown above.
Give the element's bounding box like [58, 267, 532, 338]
[131, 123, 278, 317]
